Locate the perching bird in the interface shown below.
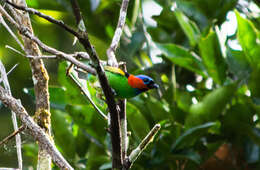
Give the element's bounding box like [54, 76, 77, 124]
[104, 66, 159, 98]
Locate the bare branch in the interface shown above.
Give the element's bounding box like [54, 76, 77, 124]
[1, 1, 123, 168]
[3, 0, 79, 37]
[0, 7, 96, 75]
[5, 45, 26, 56]
[118, 64, 128, 161]
[0, 5, 20, 32]
[0, 61, 23, 169]
[119, 99, 127, 160]
[6, 0, 52, 168]
[6, 63, 19, 76]
[26, 55, 57, 59]
[27, 52, 90, 60]
[70, 0, 85, 32]
[0, 15, 24, 51]
[0, 85, 73, 170]
[0, 125, 25, 147]
[23, 33, 95, 74]
[107, 0, 130, 67]
[0, 63, 19, 83]
[125, 124, 161, 169]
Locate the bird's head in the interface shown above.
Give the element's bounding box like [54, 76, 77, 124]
[126, 73, 159, 93]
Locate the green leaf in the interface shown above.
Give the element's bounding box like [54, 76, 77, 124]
[52, 109, 76, 161]
[155, 43, 206, 76]
[226, 48, 251, 80]
[222, 104, 253, 136]
[172, 122, 217, 150]
[221, 103, 260, 145]
[22, 143, 38, 167]
[185, 82, 238, 128]
[58, 62, 89, 105]
[86, 144, 110, 170]
[171, 149, 201, 164]
[187, 0, 238, 23]
[249, 68, 260, 98]
[145, 97, 169, 122]
[127, 103, 150, 140]
[75, 129, 90, 157]
[49, 86, 67, 110]
[66, 104, 106, 143]
[199, 29, 227, 84]
[26, 0, 69, 11]
[24, 86, 67, 110]
[235, 10, 260, 68]
[174, 9, 201, 47]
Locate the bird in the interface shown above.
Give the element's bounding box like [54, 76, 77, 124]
[104, 66, 159, 98]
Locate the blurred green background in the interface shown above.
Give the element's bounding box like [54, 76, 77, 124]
[1, 0, 260, 169]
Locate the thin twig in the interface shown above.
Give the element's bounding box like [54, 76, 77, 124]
[27, 55, 57, 59]
[27, 52, 90, 60]
[0, 125, 25, 146]
[0, 5, 20, 32]
[0, 85, 73, 169]
[5, 45, 26, 56]
[107, 0, 130, 67]
[0, 61, 23, 169]
[3, 0, 79, 37]
[6, 44, 90, 61]
[125, 124, 161, 169]
[0, 15, 24, 51]
[0, 63, 19, 83]
[6, 63, 19, 76]
[68, 69, 108, 120]
[0, 5, 96, 75]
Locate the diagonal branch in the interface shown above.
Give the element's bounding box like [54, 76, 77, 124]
[2, 1, 124, 168]
[5, 0, 52, 168]
[0, 85, 73, 170]
[3, 0, 79, 37]
[0, 5, 96, 75]
[0, 15, 24, 51]
[125, 124, 161, 169]
[0, 61, 23, 169]
[0, 125, 25, 147]
[107, 0, 130, 67]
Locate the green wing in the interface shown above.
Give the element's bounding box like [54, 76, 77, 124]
[105, 70, 137, 98]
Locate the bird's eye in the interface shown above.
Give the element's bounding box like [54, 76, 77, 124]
[143, 78, 149, 82]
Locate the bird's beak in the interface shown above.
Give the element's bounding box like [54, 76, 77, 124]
[148, 83, 159, 89]
[153, 83, 159, 89]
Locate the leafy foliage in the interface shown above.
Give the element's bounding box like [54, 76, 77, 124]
[0, 0, 260, 169]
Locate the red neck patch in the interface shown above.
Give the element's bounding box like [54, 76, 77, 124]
[128, 75, 148, 89]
